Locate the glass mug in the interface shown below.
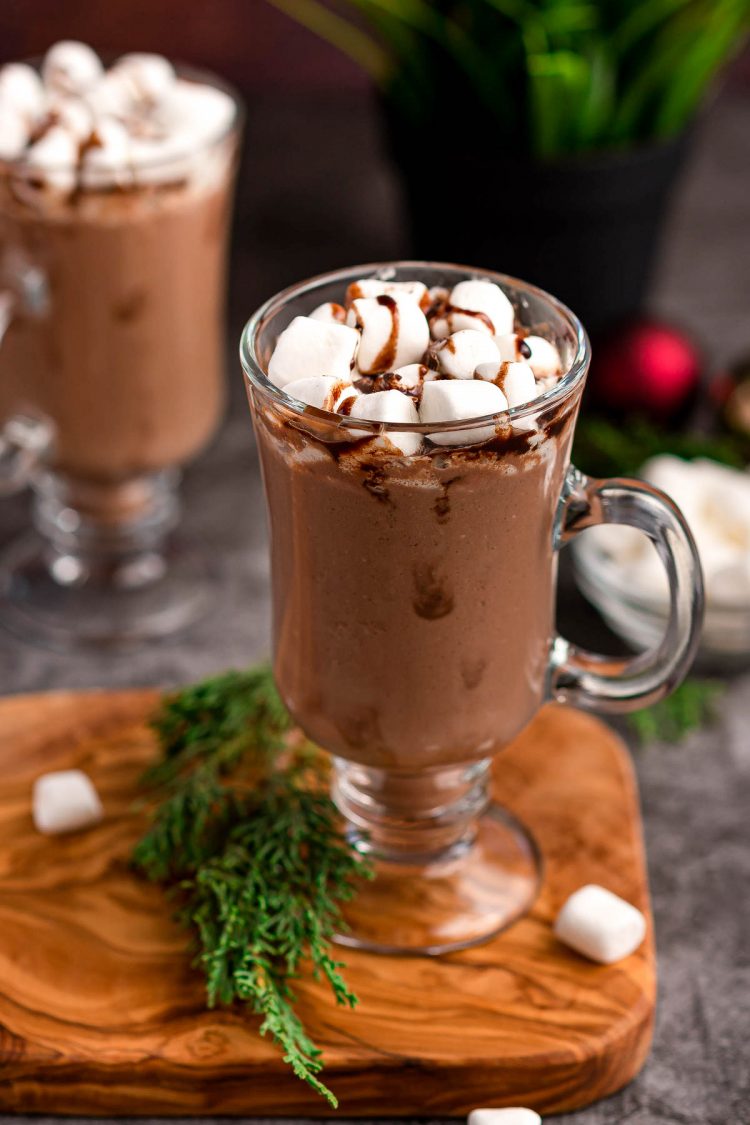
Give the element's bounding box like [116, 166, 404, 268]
[241, 262, 703, 954]
[0, 66, 242, 650]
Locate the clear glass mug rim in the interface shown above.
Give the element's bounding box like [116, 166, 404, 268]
[0, 59, 244, 178]
[240, 260, 591, 437]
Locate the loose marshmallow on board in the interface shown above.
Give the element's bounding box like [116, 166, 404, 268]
[309, 302, 347, 325]
[554, 884, 646, 964]
[268, 316, 359, 389]
[48, 96, 95, 141]
[43, 41, 103, 97]
[32, 769, 104, 835]
[346, 278, 429, 309]
[352, 294, 430, 375]
[468, 1110, 541, 1125]
[283, 375, 358, 413]
[350, 389, 421, 456]
[420, 379, 507, 447]
[431, 279, 515, 339]
[0, 63, 46, 121]
[433, 329, 500, 379]
[25, 125, 78, 193]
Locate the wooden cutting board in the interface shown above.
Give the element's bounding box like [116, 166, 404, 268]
[0, 691, 655, 1117]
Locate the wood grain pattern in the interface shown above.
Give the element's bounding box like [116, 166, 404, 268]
[0, 691, 655, 1116]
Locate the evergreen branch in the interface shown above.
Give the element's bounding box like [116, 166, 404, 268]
[132, 663, 371, 1107]
[628, 677, 725, 744]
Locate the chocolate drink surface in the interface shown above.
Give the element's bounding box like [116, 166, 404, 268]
[254, 400, 580, 769]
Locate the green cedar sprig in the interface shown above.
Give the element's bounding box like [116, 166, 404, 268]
[132, 664, 371, 1107]
[627, 677, 725, 744]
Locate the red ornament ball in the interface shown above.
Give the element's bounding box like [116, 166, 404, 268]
[590, 319, 702, 420]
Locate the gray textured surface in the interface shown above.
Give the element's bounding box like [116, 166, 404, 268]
[1, 89, 749, 1124]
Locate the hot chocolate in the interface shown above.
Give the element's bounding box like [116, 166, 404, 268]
[0, 43, 240, 645]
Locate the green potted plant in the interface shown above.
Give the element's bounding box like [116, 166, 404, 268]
[269, 0, 749, 330]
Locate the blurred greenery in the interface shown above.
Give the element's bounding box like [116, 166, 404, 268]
[572, 414, 746, 478]
[270, 0, 750, 157]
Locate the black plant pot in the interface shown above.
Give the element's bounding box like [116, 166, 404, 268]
[382, 106, 689, 335]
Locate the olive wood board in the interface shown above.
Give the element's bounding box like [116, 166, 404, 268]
[0, 690, 655, 1117]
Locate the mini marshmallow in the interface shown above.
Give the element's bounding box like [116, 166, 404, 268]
[346, 278, 429, 309]
[114, 53, 176, 105]
[468, 1110, 541, 1125]
[48, 96, 94, 141]
[352, 294, 430, 375]
[283, 375, 358, 413]
[524, 335, 561, 378]
[554, 884, 646, 964]
[494, 333, 523, 362]
[444, 278, 514, 337]
[420, 379, 507, 447]
[25, 125, 78, 193]
[158, 81, 235, 147]
[370, 363, 436, 399]
[88, 69, 138, 120]
[81, 119, 132, 189]
[350, 389, 421, 456]
[0, 106, 29, 160]
[32, 769, 103, 835]
[309, 302, 347, 325]
[268, 316, 359, 389]
[433, 329, 500, 379]
[475, 361, 541, 434]
[43, 41, 103, 97]
[0, 63, 46, 121]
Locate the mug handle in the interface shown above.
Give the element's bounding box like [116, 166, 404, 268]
[0, 249, 54, 494]
[549, 465, 704, 713]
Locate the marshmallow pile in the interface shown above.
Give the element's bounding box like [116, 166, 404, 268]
[585, 455, 750, 608]
[0, 41, 235, 194]
[266, 276, 564, 455]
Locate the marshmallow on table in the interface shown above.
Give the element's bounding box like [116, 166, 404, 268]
[350, 389, 421, 456]
[268, 316, 359, 389]
[433, 329, 500, 379]
[524, 335, 561, 379]
[346, 278, 429, 309]
[554, 884, 646, 964]
[283, 375, 358, 413]
[32, 769, 103, 835]
[468, 1110, 541, 1125]
[43, 41, 103, 97]
[352, 294, 430, 375]
[420, 379, 507, 447]
[0, 63, 46, 121]
[309, 301, 347, 325]
[25, 126, 78, 193]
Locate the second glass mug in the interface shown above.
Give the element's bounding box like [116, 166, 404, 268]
[0, 65, 242, 650]
[241, 262, 703, 954]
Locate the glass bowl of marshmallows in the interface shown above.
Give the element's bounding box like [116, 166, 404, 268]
[573, 455, 750, 667]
